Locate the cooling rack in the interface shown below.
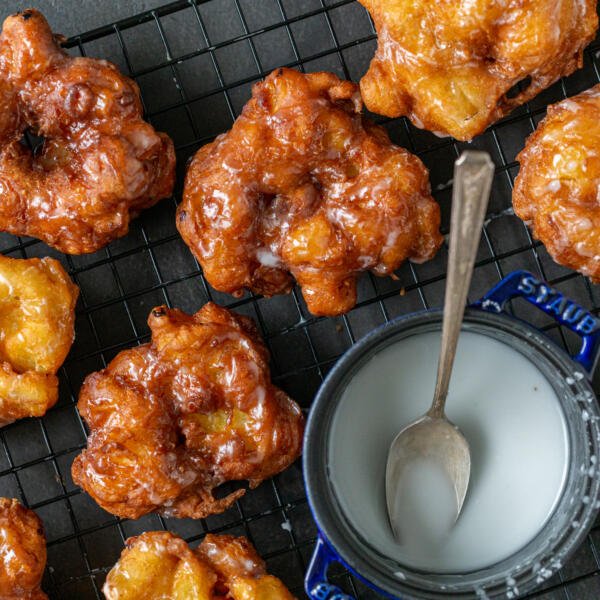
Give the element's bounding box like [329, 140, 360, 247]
[0, 0, 599, 598]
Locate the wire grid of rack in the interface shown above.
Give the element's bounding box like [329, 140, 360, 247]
[0, 0, 600, 598]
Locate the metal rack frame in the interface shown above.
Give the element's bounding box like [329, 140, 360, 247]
[0, 1, 599, 597]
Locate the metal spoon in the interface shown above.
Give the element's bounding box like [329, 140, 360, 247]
[385, 151, 495, 541]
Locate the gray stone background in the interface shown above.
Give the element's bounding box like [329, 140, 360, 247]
[1, 1, 168, 35]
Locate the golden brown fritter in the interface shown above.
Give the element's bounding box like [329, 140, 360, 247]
[178, 68, 442, 317]
[103, 531, 295, 600]
[359, 0, 598, 141]
[0, 498, 47, 600]
[72, 302, 304, 520]
[514, 86, 600, 281]
[0, 254, 78, 426]
[0, 9, 175, 254]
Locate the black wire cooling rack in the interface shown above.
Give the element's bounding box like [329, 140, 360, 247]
[1, 1, 600, 598]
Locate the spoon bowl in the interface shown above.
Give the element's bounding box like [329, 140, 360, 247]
[385, 151, 495, 539]
[386, 415, 471, 541]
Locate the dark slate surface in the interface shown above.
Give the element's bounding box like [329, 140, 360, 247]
[1, 1, 169, 36]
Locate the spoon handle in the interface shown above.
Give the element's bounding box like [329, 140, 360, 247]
[429, 151, 495, 419]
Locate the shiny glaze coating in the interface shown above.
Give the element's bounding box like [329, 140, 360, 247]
[514, 85, 600, 281]
[0, 498, 47, 600]
[358, 0, 598, 141]
[178, 68, 442, 316]
[103, 531, 295, 599]
[0, 10, 175, 254]
[72, 302, 304, 520]
[0, 254, 78, 426]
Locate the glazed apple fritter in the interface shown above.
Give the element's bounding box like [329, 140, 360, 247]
[103, 531, 295, 600]
[0, 498, 47, 600]
[358, 0, 598, 141]
[514, 86, 600, 281]
[72, 302, 304, 520]
[0, 9, 175, 254]
[178, 68, 442, 317]
[0, 254, 78, 426]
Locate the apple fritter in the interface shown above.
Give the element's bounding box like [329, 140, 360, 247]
[0, 10, 175, 254]
[178, 68, 442, 316]
[514, 86, 600, 281]
[358, 0, 598, 141]
[103, 531, 295, 600]
[72, 302, 304, 520]
[0, 498, 47, 600]
[0, 254, 78, 426]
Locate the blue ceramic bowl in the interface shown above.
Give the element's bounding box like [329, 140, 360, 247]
[303, 271, 600, 600]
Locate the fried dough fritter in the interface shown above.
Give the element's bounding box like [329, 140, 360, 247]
[358, 0, 598, 141]
[178, 68, 442, 317]
[514, 86, 600, 281]
[72, 302, 304, 520]
[103, 531, 295, 600]
[0, 9, 175, 254]
[0, 254, 78, 426]
[0, 498, 47, 600]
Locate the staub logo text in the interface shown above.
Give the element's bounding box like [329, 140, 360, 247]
[518, 274, 599, 335]
[312, 583, 354, 600]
